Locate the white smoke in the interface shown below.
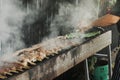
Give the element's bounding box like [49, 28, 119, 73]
[0, 0, 28, 63]
[50, 0, 99, 37]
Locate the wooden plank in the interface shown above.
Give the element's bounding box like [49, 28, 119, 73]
[7, 31, 112, 80]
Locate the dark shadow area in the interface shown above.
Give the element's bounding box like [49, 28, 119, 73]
[54, 62, 85, 80]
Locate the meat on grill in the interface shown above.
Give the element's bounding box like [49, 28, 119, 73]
[0, 35, 81, 79]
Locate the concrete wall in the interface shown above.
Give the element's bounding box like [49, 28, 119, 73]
[20, 0, 79, 47]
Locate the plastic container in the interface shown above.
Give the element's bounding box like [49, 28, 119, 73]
[93, 60, 109, 80]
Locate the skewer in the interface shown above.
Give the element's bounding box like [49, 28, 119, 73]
[36, 57, 43, 62]
[37, 59, 42, 62]
[0, 75, 7, 79]
[45, 57, 49, 59]
[0, 68, 12, 76]
[51, 53, 55, 56]
[17, 68, 23, 72]
[55, 52, 58, 54]
[4, 72, 12, 75]
[23, 66, 30, 69]
[10, 70, 19, 73]
[29, 62, 36, 65]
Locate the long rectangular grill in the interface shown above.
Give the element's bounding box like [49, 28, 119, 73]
[0, 31, 111, 80]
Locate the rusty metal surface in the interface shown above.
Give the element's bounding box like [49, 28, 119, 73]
[5, 31, 111, 80]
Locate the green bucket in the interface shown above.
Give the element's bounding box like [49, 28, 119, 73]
[93, 60, 109, 80]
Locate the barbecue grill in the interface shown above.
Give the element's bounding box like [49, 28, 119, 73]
[0, 29, 112, 80]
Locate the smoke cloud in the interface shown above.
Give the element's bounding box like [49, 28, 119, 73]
[0, 0, 100, 65]
[0, 0, 37, 63]
[49, 0, 99, 37]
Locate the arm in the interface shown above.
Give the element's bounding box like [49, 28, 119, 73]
[79, 0, 120, 32]
[91, 14, 120, 27]
[79, 14, 120, 32]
